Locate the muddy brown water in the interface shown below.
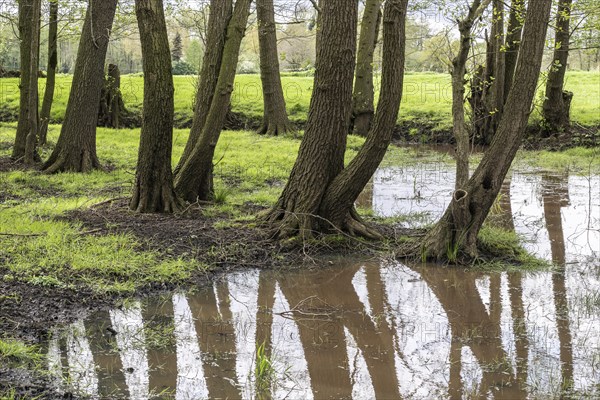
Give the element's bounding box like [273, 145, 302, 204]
[45, 163, 599, 399]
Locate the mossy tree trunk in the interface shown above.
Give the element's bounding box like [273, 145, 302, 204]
[471, 1, 506, 146]
[351, 0, 382, 137]
[174, 0, 252, 202]
[266, 0, 408, 240]
[452, 0, 492, 190]
[42, 0, 118, 173]
[256, 0, 292, 136]
[24, 0, 42, 165]
[39, 0, 58, 146]
[130, 0, 181, 213]
[12, 0, 41, 162]
[542, 0, 574, 136]
[503, 0, 524, 104]
[174, 0, 232, 175]
[419, 0, 553, 261]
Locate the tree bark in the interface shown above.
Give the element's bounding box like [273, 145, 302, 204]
[351, 0, 382, 137]
[452, 0, 492, 190]
[256, 0, 292, 136]
[39, 0, 58, 146]
[318, 0, 409, 238]
[24, 0, 42, 165]
[174, 0, 232, 175]
[503, 0, 524, 104]
[12, 0, 40, 162]
[542, 0, 573, 136]
[98, 64, 127, 129]
[174, 0, 252, 202]
[419, 0, 553, 261]
[130, 0, 181, 213]
[43, 0, 118, 173]
[263, 0, 359, 239]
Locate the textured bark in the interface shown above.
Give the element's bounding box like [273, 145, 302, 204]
[98, 64, 127, 129]
[318, 0, 408, 238]
[12, 0, 39, 161]
[130, 0, 180, 213]
[351, 0, 382, 137]
[503, 0, 524, 104]
[420, 0, 553, 261]
[43, 0, 118, 173]
[174, 0, 252, 202]
[24, 0, 42, 165]
[256, 0, 292, 136]
[264, 0, 359, 239]
[39, 0, 58, 146]
[542, 0, 573, 135]
[174, 0, 232, 175]
[452, 0, 492, 189]
[471, 2, 505, 146]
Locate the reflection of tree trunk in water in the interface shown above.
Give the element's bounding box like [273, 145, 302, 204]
[189, 282, 240, 398]
[278, 264, 401, 399]
[542, 174, 574, 392]
[489, 274, 502, 326]
[417, 268, 524, 399]
[448, 338, 463, 400]
[507, 272, 530, 396]
[145, 300, 177, 391]
[497, 179, 516, 231]
[255, 270, 276, 392]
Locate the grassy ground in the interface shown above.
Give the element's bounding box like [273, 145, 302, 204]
[1, 71, 598, 128]
[1, 122, 597, 297]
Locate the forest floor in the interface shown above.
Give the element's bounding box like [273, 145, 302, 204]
[1, 122, 599, 397]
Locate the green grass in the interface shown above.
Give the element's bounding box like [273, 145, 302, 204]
[1, 120, 595, 293]
[0, 339, 41, 368]
[2, 71, 596, 128]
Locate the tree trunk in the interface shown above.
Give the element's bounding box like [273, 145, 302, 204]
[542, 0, 573, 136]
[318, 0, 409, 238]
[174, 0, 232, 175]
[130, 0, 180, 213]
[39, 0, 58, 146]
[43, 0, 118, 173]
[263, 0, 359, 239]
[419, 0, 553, 261]
[452, 0, 491, 189]
[503, 0, 524, 104]
[98, 64, 127, 129]
[24, 0, 42, 165]
[174, 0, 252, 202]
[256, 0, 292, 136]
[491, 0, 506, 120]
[12, 0, 39, 161]
[351, 0, 382, 137]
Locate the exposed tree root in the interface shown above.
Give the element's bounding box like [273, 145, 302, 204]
[263, 205, 383, 241]
[43, 149, 102, 174]
[130, 182, 182, 214]
[256, 119, 293, 136]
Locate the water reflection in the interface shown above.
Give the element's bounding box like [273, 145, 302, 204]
[47, 167, 599, 399]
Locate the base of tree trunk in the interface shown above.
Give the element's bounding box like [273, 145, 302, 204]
[542, 90, 573, 138]
[416, 189, 479, 262]
[263, 204, 382, 241]
[256, 118, 293, 136]
[43, 149, 102, 174]
[351, 111, 374, 137]
[130, 183, 182, 213]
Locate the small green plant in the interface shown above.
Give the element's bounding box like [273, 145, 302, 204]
[255, 341, 275, 395]
[213, 186, 231, 204]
